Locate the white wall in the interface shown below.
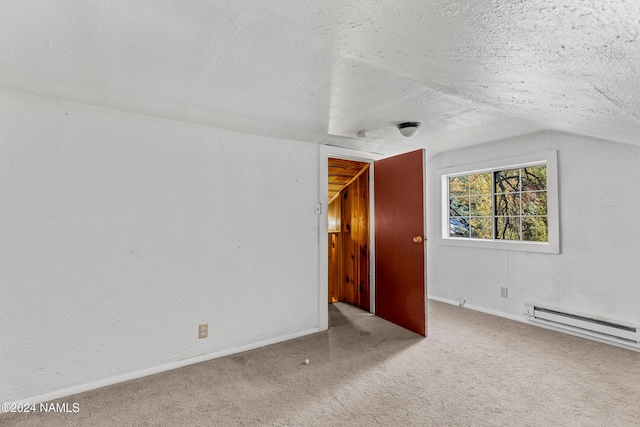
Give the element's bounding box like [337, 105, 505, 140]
[0, 91, 320, 403]
[427, 131, 640, 326]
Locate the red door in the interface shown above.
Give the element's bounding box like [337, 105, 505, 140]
[374, 149, 426, 336]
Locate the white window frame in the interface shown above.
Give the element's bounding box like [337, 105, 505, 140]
[439, 151, 559, 254]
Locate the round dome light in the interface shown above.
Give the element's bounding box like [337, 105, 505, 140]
[397, 122, 421, 137]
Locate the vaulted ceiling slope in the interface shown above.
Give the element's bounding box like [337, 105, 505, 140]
[1, 1, 639, 156]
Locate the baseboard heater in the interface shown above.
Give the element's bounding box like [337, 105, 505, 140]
[524, 303, 640, 346]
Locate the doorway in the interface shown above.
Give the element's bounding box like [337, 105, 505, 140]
[319, 146, 427, 337]
[327, 158, 370, 311]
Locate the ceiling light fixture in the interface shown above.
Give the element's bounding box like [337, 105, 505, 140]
[356, 129, 369, 138]
[397, 122, 421, 137]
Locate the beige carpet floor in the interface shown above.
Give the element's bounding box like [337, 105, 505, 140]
[3, 300, 640, 426]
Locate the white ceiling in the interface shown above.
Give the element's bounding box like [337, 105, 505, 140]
[2, 1, 640, 156]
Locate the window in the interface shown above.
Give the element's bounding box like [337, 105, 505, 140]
[440, 151, 559, 253]
[449, 165, 547, 241]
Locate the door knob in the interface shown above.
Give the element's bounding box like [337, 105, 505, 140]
[412, 236, 423, 243]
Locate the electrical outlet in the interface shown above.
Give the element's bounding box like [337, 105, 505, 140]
[500, 287, 508, 298]
[198, 323, 208, 339]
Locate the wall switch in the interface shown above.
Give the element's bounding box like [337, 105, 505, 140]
[500, 287, 508, 298]
[198, 323, 208, 339]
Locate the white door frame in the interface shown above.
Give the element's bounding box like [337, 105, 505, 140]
[318, 145, 383, 331]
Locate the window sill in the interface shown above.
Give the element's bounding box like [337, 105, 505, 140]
[438, 236, 560, 254]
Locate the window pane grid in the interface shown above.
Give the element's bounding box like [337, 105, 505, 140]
[448, 165, 547, 242]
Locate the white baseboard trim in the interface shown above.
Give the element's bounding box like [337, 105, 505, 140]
[427, 294, 640, 353]
[5, 327, 321, 409]
[427, 294, 525, 323]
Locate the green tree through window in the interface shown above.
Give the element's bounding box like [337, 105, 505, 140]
[448, 165, 548, 242]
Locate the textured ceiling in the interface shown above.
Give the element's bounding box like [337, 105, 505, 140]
[1, 1, 640, 156]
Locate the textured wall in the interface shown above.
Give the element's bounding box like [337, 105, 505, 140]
[427, 131, 640, 326]
[0, 91, 320, 403]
